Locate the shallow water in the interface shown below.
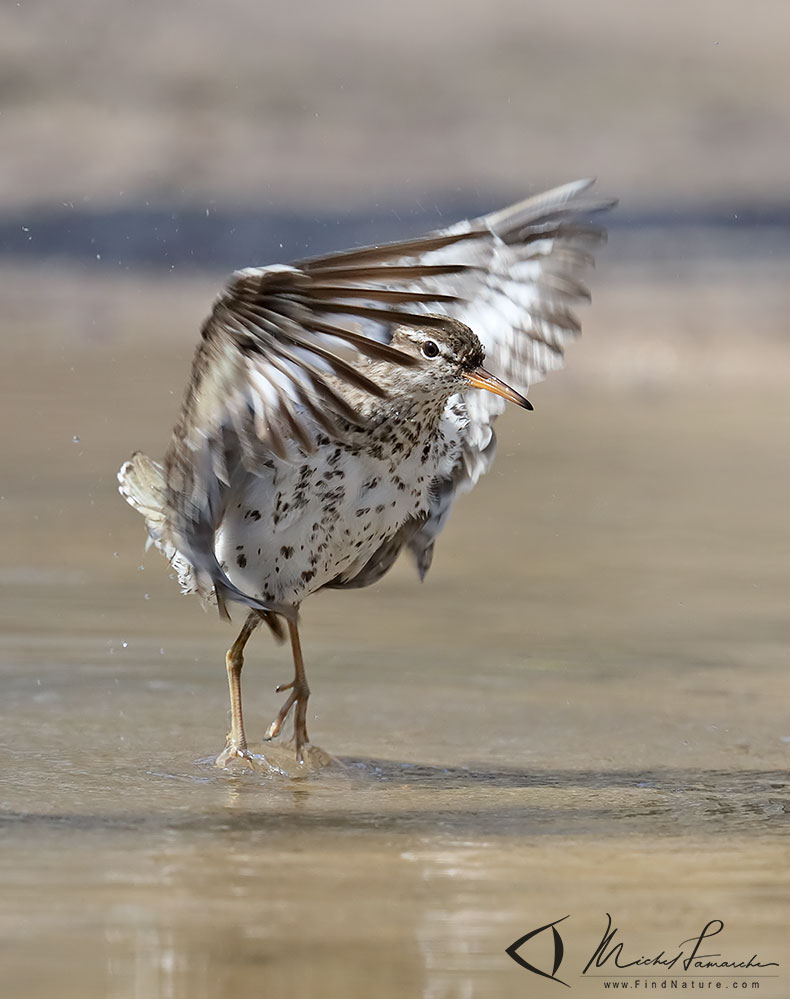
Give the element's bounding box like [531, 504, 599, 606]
[1, 283, 789, 997]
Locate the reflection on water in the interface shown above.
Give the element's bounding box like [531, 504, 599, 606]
[1, 269, 789, 998]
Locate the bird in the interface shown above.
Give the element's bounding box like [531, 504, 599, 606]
[118, 178, 614, 767]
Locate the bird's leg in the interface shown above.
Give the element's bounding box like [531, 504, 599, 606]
[264, 617, 311, 763]
[215, 611, 263, 767]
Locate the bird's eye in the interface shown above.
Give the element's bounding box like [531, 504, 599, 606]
[421, 340, 440, 359]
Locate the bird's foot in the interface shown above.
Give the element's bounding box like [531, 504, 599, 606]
[215, 737, 254, 769]
[264, 678, 311, 764]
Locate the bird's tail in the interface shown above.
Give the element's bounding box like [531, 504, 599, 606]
[118, 451, 168, 534]
[118, 451, 206, 600]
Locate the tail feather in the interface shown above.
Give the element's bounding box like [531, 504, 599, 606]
[118, 451, 207, 600]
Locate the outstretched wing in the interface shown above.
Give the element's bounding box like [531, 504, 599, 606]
[381, 179, 611, 466]
[305, 179, 613, 578]
[164, 179, 613, 611]
[358, 178, 614, 572]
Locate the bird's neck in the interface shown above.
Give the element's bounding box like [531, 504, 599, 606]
[367, 388, 447, 424]
[341, 389, 450, 457]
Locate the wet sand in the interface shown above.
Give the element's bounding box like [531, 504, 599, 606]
[1, 266, 789, 997]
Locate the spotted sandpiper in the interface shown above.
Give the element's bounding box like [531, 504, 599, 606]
[118, 179, 613, 765]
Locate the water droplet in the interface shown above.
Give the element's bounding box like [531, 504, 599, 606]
[144, 593, 150, 600]
[122, 641, 128, 648]
[72, 435, 80, 443]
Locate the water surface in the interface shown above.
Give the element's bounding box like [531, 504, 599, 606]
[1, 274, 788, 997]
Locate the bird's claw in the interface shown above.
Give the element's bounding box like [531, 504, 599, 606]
[215, 740, 253, 769]
[264, 681, 310, 763]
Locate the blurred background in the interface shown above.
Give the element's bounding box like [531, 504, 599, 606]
[2, 0, 788, 374]
[1, 2, 789, 998]
[2, 0, 790, 206]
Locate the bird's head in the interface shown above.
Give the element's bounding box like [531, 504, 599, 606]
[389, 317, 533, 410]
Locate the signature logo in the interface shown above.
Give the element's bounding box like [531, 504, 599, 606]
[583, 914, 779, 976]
[506, 915, 779, 988]
[505, 915, 570, 987]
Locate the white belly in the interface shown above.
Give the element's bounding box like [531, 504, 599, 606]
[215, 421, 457, 606]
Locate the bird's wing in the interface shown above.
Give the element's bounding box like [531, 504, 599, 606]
[301, 178, 611, 467]
[370, 179, 614, 572]
[164, 180, 612, 611]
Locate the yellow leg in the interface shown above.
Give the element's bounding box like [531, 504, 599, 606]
[215, 612, 263, 767]
[264, 617, 311, 764]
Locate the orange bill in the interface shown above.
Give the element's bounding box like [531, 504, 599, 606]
[464, 367, 533, 410]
